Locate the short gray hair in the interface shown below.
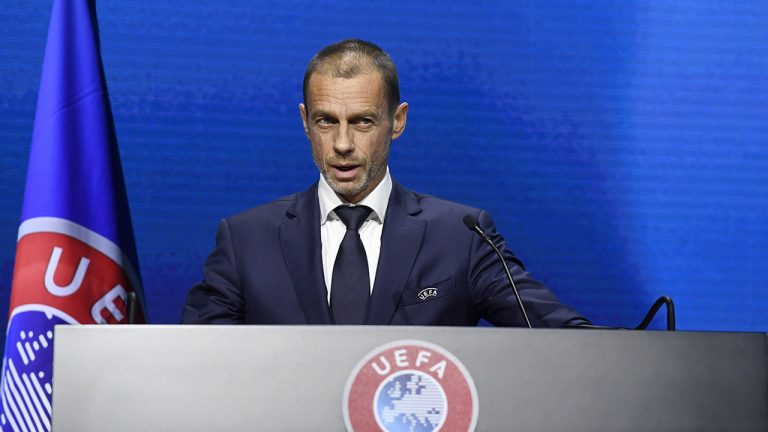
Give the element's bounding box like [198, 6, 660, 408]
[302, 39, 400, 116]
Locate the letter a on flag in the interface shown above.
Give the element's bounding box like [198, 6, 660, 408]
[0, 1, 146, 430]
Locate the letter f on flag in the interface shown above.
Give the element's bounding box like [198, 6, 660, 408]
[0, 1, 146, 430]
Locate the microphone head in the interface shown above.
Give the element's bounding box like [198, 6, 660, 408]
[462, 214, 479, 231]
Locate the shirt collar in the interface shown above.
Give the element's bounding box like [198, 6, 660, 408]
[318, 167, 392, 226]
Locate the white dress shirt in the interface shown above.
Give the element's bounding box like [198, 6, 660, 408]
[318, 168, 392, 304]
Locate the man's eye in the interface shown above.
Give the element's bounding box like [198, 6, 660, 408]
[317, 118, 333, 126]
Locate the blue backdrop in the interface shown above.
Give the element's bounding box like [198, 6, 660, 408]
[1, 1, 766, 334]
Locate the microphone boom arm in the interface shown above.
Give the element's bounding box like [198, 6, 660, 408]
[463, 214, 533, 328]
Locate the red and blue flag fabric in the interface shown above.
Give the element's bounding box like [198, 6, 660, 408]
[1, 1, 146, 430]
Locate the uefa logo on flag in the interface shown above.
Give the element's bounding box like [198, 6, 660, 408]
[343, 340, 478, 432]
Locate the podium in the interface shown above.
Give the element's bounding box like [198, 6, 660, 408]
[52, 326, 767, 431]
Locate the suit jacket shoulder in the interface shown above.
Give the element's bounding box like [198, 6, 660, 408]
[225, 186, 312, 228]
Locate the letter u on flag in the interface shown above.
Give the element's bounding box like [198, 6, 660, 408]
[1, 1, 146, 430]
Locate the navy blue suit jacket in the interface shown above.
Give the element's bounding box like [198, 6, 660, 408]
[182, 180, 588, 327]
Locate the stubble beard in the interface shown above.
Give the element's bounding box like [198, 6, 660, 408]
[314, 143, 390, 201]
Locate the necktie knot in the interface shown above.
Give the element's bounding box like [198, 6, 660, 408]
[335, 205, 372, 232]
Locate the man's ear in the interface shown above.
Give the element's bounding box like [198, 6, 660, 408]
[391, 102, 408, 140]
[299, 103, 310, 138]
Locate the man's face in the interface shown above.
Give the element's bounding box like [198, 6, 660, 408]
[300, 70, 407, 203]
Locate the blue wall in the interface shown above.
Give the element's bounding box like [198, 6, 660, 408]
[1, 1, 766, 332]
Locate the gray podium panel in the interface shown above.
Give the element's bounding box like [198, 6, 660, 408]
[52, 326, 767, 431]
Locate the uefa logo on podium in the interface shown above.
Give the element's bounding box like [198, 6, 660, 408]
[343, 340, 478, 431]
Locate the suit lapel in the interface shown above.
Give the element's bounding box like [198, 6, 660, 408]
[279, 183, 332, 324]
[366, 181, 425, 324]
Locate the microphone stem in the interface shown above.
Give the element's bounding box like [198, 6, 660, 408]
[473, 226, 532, 329]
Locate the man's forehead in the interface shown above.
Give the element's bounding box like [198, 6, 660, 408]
[307, 68, 383, 91]
[305, 71, 386, 113]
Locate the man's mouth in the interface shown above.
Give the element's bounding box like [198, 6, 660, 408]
[331, 164, 361, 179]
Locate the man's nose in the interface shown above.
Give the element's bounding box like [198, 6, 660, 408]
[333, 123, 354, 154]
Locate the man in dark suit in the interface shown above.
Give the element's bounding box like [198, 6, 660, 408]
[182, 39, 588, 327]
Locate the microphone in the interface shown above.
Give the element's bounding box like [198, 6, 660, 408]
[463, 214, 532, 328]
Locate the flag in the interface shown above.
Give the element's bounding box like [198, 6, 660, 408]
[0, 1, 146, 430]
